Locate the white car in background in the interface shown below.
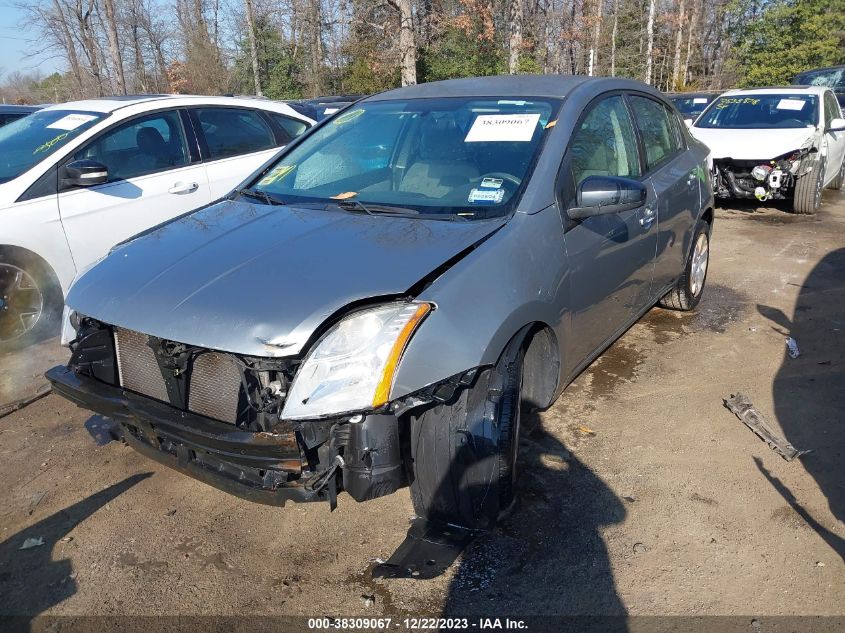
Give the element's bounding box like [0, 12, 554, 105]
[689, 86, 845, 214]
[0, 95, 314, 350]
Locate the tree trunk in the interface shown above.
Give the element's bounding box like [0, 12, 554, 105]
[244, 0, 262, 96]
[670, 0, 686, 90]
[610, 0, 618, 76]
[644, 0, 656, 84]
[52, 0, 84, 93]
[75, 0, 104, 96]
[591, 0, 603, 76]
[682, 0, 701, 86]
[388, 0, 416, 86]
[309, 0, 323, 95]
[508, 0, 523, 74]
[102, 0, 126, 95]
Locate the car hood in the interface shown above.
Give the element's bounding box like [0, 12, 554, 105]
[67, 199, 505, 356]
[690, 126, 818, 160]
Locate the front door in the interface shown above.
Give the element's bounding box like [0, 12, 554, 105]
[561, 94, 658, 370]
[58, 109, 211, 273]
[822, 91, 845, 184]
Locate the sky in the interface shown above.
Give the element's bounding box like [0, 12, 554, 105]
[0, 2, 62, 79]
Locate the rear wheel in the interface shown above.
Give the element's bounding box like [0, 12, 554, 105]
[0, 252, 62, 353]
[408, 342, 523, 530]
[827, 154, 844, 191]
[793, 156, 825, 214]
[658, 220, 710, 312]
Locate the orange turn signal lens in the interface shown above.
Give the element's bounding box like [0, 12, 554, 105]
[372, 303, 431, 408]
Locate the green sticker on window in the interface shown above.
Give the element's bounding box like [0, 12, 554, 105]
[332, 108, 365, 126]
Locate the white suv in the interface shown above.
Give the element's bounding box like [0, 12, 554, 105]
[0, 95, 314, 350]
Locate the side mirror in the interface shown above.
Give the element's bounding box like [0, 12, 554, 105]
[828, 117, 845, 132]
[568, 175, 647, 220]
[62, 159, 108, 187]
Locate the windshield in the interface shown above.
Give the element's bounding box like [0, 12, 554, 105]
[246, 96, 560, 219]
[0, 110, 106, 184]
[794, 68, 845, 89]
[696, 95, 819, 129]
[671, 95, 714, 117]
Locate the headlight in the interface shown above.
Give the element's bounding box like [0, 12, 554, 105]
[281, 302, 432, 420]
[60, 306, 79, 346]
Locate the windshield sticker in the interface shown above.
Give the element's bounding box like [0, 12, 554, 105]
[258, 164, 295, 186]
[693, 98, 709, 104]
[480, 177, 504, 189]
[465, 113, 541, 142]
[776, 99, 806, 111]
[330, 191, 358, 200]
[46, 113, 98, 130]
[323, 107, 340, 115]
[32, 131, 70, 155]
[716, 97, 760, 109]
[468, 188, 505, 204]
[332, 108, 364, 125]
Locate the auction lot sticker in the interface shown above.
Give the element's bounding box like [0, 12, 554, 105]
[465, 113, 541, 142]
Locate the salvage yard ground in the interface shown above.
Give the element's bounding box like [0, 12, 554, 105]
[1, 194, 843, 621]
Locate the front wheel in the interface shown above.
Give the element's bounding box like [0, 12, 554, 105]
[0, 253, 63, 353]
[793, 157, 824, 214]
[407, 343, 523, 530]
[658, 219, 710, 312]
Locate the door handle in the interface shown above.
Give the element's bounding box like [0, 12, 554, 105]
[639, 206, 656, 228]
[168, 181, 199, 194]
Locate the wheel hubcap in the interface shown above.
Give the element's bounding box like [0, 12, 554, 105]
[0, 263, 43, 343]
[690, 233, 709, 297]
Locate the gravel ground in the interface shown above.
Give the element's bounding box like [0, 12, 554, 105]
[1, 194, 843, 626]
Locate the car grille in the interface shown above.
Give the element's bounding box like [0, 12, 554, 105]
[113, 327, 242, 424]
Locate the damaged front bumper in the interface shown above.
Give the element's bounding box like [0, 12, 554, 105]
[46, 365, 405, 508]
[712, 149, 814, 202]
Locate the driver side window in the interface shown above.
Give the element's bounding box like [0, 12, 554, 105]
[569, 95, 641, 189]
[74, 110, 189, 182]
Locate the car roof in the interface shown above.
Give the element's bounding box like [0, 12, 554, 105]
[666, 91, 720, 98]
[0, 104, 43, 112]
[721, 86, 829, 97]
[39, 94, 311, 115]
[368, 75, 609, 101]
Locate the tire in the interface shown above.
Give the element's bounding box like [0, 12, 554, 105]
[0, 251, 63, 353]
[827, 154, 844, 191]
[408, 342, 523, 530]
[658, 219, 710, 312]
[793, 156, 825, 214]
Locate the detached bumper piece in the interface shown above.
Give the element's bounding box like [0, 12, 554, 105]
[46, 365, 321, 506]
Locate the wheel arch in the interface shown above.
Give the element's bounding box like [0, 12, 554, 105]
[502, 321, 561, 411]
[0, 244, 62, 288]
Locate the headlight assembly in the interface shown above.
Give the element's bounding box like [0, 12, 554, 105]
[281, 302, 432, 420]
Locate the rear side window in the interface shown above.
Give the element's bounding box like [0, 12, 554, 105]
[74, 110, 188, 181]
[629, 96, 682, 171]
[568, 95, 641, 188]
[195, 108, 275, 160]
[824, 91, 841, 126]
[269, 113, 309, 143]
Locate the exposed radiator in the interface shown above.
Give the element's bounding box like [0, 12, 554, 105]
[114, 327, 169, 403]
[114, 328, 242, 424]
[188, 352, 242, 424]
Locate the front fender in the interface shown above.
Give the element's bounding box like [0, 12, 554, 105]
[391, 205, 569, 399]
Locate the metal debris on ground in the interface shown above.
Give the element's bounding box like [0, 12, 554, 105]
[372, 518, 476, 580]
[786, 337, 800, 359]
[723, 393, 810, 461]
[19, 537, 45, 550]
[0, 384, 52, 420]
[575, 424, 596, 436]
[360, 594, 375, 607]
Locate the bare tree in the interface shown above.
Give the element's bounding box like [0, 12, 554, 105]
[101, 0, 126, 94]
[644, 0, 655, 84]
[508, 0, 523, 74]
[387, 0, 416, 86]
[244, 0, 262, 95]
[610, 0, 618, 76]
[670, 0, 686, 90]
[591, 0, 603, 75]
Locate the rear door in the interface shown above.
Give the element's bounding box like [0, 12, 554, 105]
[628, 94, 701, 296]
[560, 94, 658, 368]
[57, 109, 211, 272]
[190, 107, 287, 199]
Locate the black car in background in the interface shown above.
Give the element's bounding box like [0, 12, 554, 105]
[0, 104, 42, 127]
[792, 65, 845, 108]
[285, 95, 365, 121]
[666, 92, 721, 120]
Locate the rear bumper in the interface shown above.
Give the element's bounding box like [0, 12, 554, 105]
[46, 365, 324, 506]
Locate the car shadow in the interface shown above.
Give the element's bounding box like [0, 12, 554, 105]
[756, 246, 845, 562]
[439, 410, 628, 625]
[0, 473, 153, 621]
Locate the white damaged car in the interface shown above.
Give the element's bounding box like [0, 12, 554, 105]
[689, 86, 845, 214]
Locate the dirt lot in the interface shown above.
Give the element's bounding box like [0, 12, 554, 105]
[1, 194, 843, 627]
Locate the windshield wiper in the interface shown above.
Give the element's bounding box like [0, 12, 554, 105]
[236, 188, 285, 206]
[335, 199, 419, 216]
